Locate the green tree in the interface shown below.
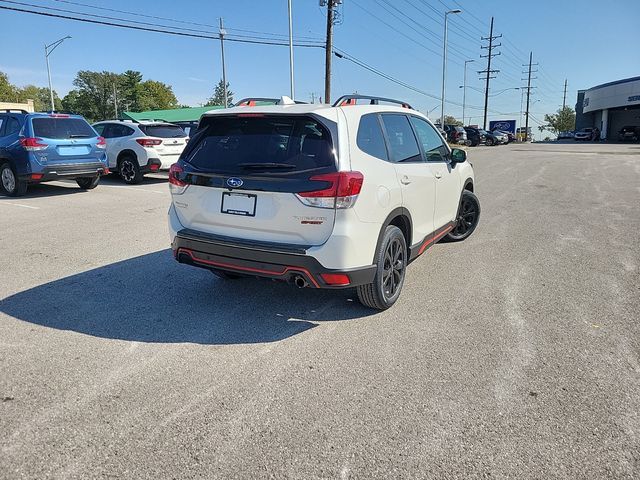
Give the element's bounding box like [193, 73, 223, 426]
[543, 106, 576, 134]
[0, 71, 18, 101]
[443, 115, 463, 126]
[17, 85, 61, 111]
[119, 70, 144, 112]
[206, 79, 233, 106]
[62, 70, 118, 122]
[138, 80, 178, 111]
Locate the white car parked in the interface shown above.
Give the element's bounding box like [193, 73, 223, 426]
[92, 120, 188, 184]
[168, 95, 480, 310]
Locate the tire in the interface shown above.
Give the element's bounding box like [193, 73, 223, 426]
[357, 225, 407, 310]
[118, 155, 143, 184]
[210, 269, 243, 280]
[0, 162, 28, 197]
[76, 176, 100, 190]
[446, 190, 481, 242]
[486, 138, 494, 146]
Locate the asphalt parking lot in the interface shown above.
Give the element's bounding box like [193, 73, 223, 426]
[1, 142, 639, 479]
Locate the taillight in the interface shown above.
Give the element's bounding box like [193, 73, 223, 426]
[296, 171, 364, 209]
[96, 136, 107, 149]
[169, 163, 188, 194]
[20, 137, 48, 151]
[136, 138, 163, 147]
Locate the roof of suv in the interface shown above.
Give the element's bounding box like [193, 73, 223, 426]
[200, 103, 425, 122]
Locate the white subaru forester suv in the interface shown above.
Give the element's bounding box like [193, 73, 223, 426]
[168, 95, 480, 310]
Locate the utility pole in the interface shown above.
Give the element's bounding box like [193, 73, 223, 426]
[219, 17, 228, 108]
[522, 52, 538, 142]
[323, 0, 342, 104]
[478, 17, 501, 130]
[562, 78, 567, 109]
[288, 0, 295, 100]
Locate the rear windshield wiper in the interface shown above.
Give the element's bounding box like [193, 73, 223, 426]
[69, 134, 91, 138]
[238, 162, 297, 170]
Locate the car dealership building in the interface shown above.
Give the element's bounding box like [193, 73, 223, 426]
[575, 76, 640, 140]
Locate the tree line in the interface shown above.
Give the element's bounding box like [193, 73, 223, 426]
[1, 70, 233, 123]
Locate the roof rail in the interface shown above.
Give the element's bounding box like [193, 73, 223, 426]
[233, 97, 308, 107]
[332, 95, 413, 109]
[3, 109, 29, 114]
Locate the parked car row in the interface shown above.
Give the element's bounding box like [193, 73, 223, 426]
[559, 126, 639, 142]
[0, 109, 191, 196]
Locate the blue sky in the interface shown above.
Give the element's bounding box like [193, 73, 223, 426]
[1, 0, 639, 128]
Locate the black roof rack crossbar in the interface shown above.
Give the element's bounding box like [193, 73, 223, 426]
[2, 109, 29, 114]
[332, 95, 413, 109]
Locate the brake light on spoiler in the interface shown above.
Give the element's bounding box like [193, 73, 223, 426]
[296, 171, 364, 209]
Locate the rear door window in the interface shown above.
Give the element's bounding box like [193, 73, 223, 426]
[6, 117, 21, 136]
[183, 115, 335, 175]
[380, 114, 421, 163]
[0, 116, 5, 136]
[31, 117, 95, 139]
[356, 113, 388, 161]
[138, 124, 186, 138]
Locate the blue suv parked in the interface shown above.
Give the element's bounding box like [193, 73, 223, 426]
[0, 110, 109, 196]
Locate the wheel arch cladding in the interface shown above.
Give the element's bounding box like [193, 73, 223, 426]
[373, 208, 413, 264]
[117, 150, 138, 164]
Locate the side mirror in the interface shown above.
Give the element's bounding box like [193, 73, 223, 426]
[450, 148, 467, 164]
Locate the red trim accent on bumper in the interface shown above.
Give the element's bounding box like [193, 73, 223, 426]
[176, 248, 321, 288]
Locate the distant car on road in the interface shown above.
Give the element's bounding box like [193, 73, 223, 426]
[0, 110, 108, 196]
[464, 127, 487, 147]
[440, 124, 467, 145]
[574, 128, 593, 141]
[618, 126, 639, 142]
[557, 131, 575, 140]
[486, 130, 507, 146]
[92, 120, 188, 184]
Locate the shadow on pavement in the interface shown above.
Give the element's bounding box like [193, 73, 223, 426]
[0, 250, 372, 345]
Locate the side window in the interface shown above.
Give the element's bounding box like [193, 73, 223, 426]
[380, 114, 421, 163]
[111, 124, 134, 137]
[356, 113, 388, 161]
[93, 124, 105, 135]
[6, 117, 21, 136]
[101, 124, 116, 138]
[409, 116, 448, 162]
[0, 116, 6, 137]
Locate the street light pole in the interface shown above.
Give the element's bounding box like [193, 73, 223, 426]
[288, 0, 295, 100]
[462, 59, 474, 126]
[44, 35, 71, 112]
[440, 9, 461, 127]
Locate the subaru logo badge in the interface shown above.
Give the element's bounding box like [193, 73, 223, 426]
[227, 177, 243, 188]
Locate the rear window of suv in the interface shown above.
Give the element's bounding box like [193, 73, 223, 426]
[31, 117, 95, 139]
[138, 124, 187, 138]
[183, 115, 334, 174]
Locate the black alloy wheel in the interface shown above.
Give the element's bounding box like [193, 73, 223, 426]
[446, 190, 481, 242]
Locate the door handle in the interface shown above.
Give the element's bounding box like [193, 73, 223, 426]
[400, 175, 411, 185]
[435, 172, 442, 179]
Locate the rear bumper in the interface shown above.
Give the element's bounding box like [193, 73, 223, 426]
[21, 162, 108, 182]
[171, 228, 377, 289]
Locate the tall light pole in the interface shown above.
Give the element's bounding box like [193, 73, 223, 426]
[288, 0, 295, 100]
[440, 9, 462, 126]
[45, 35, 71, 112]
[461, 59, 474, 126]
[219, 18, 228, 108]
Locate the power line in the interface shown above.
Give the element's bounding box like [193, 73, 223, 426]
[0, 4, 325, 47]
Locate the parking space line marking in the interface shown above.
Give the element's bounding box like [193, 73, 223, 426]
[0, 202, 40, 210]
[99, 185, 166, 194]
